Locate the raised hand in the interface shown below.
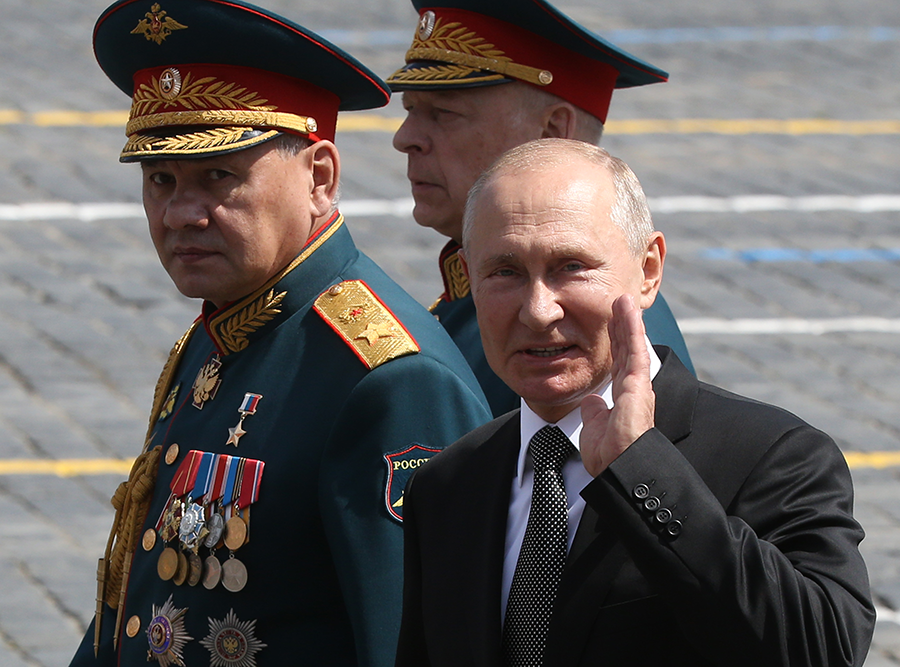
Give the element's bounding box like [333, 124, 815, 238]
[579, 294, 656, 477]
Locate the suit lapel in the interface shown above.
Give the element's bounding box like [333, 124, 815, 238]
[461, 413, 521, 667]
[546, 347, 698, 665]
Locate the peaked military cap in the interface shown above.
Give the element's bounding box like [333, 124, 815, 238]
[386, 0, 668, 123]
[94, 0, 390, 161]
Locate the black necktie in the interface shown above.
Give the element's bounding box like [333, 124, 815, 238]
[503, 424, 575, 667]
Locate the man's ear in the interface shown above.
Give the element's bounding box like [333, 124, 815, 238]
[309, 140, 340, 218]
[541, 103, 578, 140]
[639, 232, 666, 309]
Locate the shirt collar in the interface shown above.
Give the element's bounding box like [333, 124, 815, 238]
[515, 336, 662, 486]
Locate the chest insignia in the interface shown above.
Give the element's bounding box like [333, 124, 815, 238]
[146, 595, 192, 667]
[314, 280, 420, 370]
[226, 393, 263, 447]
[192, 355, 222, 409]
[201, 609, 268, 667]
[158, 383, 180, 421]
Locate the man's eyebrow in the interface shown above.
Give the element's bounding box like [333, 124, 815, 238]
[480, 252, 517, 267]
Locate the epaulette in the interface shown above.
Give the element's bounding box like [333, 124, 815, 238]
[314, 280, 420, 370]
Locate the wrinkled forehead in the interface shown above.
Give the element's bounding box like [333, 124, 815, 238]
[466, 168, 620, 257]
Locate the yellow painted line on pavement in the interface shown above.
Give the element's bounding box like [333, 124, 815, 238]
[0, 458, 134, 477]
[843, 452, 900, 470]
[607, 118, 900, 135]
[1, 111, 900, 135]
[0, 452, 897, 476]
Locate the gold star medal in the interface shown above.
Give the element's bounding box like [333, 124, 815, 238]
[226, 393, 262, 447]
[201, 609, 267, 667]
[146, 595, 192, 667]
[192, 356, 222, 409]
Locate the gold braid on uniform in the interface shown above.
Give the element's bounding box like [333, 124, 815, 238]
[93, 322, 197, 654]
[94, 445, 161, 652]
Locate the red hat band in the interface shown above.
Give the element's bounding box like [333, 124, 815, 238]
[392, 7, 620, 122]
[127, 63, 340, 143]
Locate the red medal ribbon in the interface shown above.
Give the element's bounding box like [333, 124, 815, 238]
[209, 453, 229, 503]
[237, 459, 264, 509]
[170, 449, 203, 498]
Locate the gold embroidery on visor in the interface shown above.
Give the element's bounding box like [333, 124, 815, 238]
[389, 17, 552, 87]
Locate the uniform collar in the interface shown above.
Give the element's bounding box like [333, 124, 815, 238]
[437, 240, 471, 303]
[201, 212, 352, 355]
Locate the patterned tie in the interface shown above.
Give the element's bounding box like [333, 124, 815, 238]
[503, 425, 575, 667]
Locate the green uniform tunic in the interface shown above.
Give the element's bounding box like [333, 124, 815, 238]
[71, 215, 490, 667]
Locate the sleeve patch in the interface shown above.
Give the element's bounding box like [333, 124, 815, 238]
[314, 280, 420, 370]
[383, 444, 442, 522]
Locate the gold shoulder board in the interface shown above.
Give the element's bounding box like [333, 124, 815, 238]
[314, 280, 420, 370]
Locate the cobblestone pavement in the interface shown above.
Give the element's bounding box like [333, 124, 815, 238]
[1, 0, 899, 664]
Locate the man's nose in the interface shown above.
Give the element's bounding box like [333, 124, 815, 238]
[519, 280, 564, 331]
[392, 114, 430, 154]
[162, 188, 210, 230]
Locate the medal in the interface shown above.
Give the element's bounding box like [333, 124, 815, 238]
[179, 502, 206, 551]
[157, 547, 178, 581]
[223, 516, 247, 551]
[202, 555, 222, 590]
[221, 557, 248, 593]
[159, 498, 182, 543]
[201, 609, 267, 667]
[226, 393, 262, 447]
[146, 595, 192, 667]
[187, 552, 203, 587]
[192, 355, 222, 409]
[204, 512, 225, 548]
[173, 550, 189, 586]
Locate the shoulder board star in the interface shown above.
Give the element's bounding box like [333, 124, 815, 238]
[356, 321, 396, 346]
[313, 280, 419, 370]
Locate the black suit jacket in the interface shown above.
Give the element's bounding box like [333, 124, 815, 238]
[396, 347, 875, 667]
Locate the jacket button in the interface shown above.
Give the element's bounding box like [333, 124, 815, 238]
[643, 496, 660, 512]
[655, 507, 673, 524]
[666, 520, 683, 537]
[633, 484, 650, 500]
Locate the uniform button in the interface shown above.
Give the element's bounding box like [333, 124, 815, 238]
[655, 507, 673, 524]
[126, 615, 141, 638]
[142, 528, 157, 551]
[643, 496, 660, 512]
[666, 520, 683, 537]
[165, 443, 180, 465]
[632, 483, 650, 500]
[328, 284, 343, 296]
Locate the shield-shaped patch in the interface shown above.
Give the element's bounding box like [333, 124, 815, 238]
[383, 444, 441, 522]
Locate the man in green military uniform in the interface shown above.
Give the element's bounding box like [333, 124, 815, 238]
[69, 1, 490, 666]
[388, 0, 695, 417]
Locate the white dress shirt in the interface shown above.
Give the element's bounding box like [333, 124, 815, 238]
[500, 338, 662, 620]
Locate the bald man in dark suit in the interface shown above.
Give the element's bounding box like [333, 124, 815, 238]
[395, 139, 874, 667]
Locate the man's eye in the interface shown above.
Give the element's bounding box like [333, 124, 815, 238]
[209, 169, 232, 180]
[148, 172, 173, 185]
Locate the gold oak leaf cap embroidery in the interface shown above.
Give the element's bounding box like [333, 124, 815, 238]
[93, 0, 391, 161]
[314, 281, 420, 370]
[385, 0, 668, 124]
